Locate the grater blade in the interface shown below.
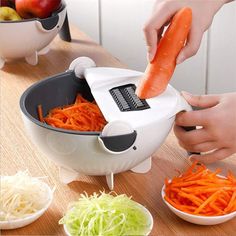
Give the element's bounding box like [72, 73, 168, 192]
[109, 84, 150, 112]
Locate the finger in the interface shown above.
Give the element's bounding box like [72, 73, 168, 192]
[145, 4, 176, 33]
[174, 125, 212, 145]
[143, 4, 177, 61]
[143, 28, 158, 62]
[180, 141, 217, 153]
[189, 148, 233, 164]
[176, 26, 204, 64]
[175, 110, 208, 127]
[181, 92, 220, 108]
[145, 24, 169, 61]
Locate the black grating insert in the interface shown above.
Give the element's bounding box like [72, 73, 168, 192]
[109, 84, 150, 111]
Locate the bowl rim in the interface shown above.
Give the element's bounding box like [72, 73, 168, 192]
[0, 1, 66, 24]
[161, 183, 236, 219]
[0, 179, 53, 224]
[62, 202, 154, 236]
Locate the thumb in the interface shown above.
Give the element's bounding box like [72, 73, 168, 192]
[176, 27, 203, 64]
[181, 91, 220, 108]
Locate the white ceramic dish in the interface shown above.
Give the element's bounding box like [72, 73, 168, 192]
[0, 181, 53, 230]
[63, 203, 153, 236]
[161, 184, 236, 225]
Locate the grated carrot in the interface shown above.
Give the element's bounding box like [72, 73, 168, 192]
[37, 94, 107, 132]
[164, 161, 236, 216]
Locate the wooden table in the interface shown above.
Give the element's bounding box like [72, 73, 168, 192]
[1, 26, 236, 236]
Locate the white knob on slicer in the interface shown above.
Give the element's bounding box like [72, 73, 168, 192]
[69, 57, 96, 78]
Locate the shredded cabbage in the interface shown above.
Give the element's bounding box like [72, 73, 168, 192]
[59, 192, 151, 236]
[0, 171, 51, 221]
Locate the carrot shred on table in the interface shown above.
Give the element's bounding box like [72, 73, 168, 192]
[164, 161, 236, 216]
[37, 94, 107, 132]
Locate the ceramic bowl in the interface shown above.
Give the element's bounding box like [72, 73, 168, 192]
[161, 185, 236, 225]
[63, 203, 153, 236]
[0, 181, 53, 230]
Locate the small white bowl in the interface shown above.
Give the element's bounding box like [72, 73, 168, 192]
[63, 203, 153, 236]
[161, 185, 236, 225]
[0, 182, 53, 230]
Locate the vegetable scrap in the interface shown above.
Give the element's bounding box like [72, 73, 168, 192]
[59, 191, 151, 236]
[164, 161, 236, 216]
[37, 94, 107, 132]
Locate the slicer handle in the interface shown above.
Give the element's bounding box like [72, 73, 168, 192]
[99, 131, 137, 154]
[181, 126, 200, 156]
[180, 105, 200, 156]
[98, 121, 137, 154]
[37, 15, 59, 31]
[176, 96, 200, 156]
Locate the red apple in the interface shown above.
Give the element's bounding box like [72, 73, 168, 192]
[15, 0, 61, 19]
[0, 0, 15, 8]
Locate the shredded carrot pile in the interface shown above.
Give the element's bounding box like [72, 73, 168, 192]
[37, 94, 107, 131]
[164, 161, 236, 216]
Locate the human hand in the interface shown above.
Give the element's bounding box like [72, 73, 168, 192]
[143, 0, 228, 63]
[174, 92, 236, 163]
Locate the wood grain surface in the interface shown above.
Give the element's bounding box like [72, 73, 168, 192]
[1, 26, 236, 236]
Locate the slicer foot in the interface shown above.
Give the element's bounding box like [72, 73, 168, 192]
[59, 167, 80, 184]
[131, 157, 152, 173]
[0, 58, 5, 69]
[38, 45, 50, 55]
[25, 52, 38, 65]
[106, 173, 114, 190]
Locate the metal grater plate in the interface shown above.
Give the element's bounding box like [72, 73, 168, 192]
[109, 84, 150, 111]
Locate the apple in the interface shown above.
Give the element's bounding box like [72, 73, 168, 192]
[0, 6, 21, 21]
[0, 0, 15, 8]
[15, 0, 61, 19]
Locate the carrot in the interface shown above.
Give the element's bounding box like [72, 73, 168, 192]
[164, 161, 236, 216]
[194, 190, 221, 214]
[224, 191, 236, 213]
[136, 7, 192, 99]
[37, 94, 107, 132]
[37, 104, 44, 122]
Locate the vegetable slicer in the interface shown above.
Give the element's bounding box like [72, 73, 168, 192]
[20, 57, 191, 190]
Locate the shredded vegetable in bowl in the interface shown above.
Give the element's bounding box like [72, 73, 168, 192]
[0, 171, 52, 221]
[59, 192, 153, 236]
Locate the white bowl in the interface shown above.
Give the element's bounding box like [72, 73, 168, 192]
[161, 185, 236, 225]
[0, 3, 68, 68]
[0, 182, 53, 230]
[63, 203, 153, 236]
[20, 64, 192, 190]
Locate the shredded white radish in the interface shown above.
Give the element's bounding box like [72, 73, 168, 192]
[0, 171, 51, 221]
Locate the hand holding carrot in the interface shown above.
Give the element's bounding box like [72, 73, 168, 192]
[136, 7, 192, 99]
[174, 92, 236, 163]
[144, 0, 231, 63]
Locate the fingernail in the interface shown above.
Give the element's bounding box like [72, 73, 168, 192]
[176, 54, 185, 64]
